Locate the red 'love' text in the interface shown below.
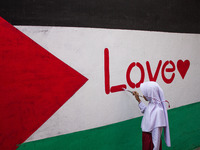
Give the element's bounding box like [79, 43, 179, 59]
[104, 48, 190, 94]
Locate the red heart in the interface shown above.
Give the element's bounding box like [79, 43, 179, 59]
[177, 60, 190, 79]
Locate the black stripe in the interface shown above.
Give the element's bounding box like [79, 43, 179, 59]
[1, 0, 200, 33]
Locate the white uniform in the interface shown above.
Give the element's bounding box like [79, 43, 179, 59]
[139, 102, 163, 150]
[139, 82, 171, 149]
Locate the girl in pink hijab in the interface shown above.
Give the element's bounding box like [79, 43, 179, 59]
[133, 81, 171, 150]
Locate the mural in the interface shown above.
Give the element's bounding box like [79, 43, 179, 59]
[0, 0, 200, 149]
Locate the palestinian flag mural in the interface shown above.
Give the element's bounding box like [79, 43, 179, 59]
[1, 0, 200, 150]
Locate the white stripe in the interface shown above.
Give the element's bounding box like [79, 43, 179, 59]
[16, 26, 200, 142]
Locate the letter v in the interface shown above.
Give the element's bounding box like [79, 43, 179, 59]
[146, 60, 162, 81]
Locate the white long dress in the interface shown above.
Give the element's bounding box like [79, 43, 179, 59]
[139, 101, 163, 150]
[139, 82, 171, 147]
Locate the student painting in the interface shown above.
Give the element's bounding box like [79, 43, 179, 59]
[133, 82, 171, 150]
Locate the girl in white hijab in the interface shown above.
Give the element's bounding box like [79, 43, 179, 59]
[133, 81, 171, 150]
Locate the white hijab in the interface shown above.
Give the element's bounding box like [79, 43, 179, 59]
[140, 81, 171, 147]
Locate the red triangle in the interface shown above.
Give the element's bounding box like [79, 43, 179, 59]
[0, 17, 88, 150]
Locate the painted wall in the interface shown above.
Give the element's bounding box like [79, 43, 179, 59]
[17, 102, 200, 150]
[0, 0, 200, 149]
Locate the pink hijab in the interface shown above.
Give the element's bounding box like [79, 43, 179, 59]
[140, 81, 171, 147]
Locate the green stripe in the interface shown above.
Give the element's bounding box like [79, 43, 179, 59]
[18, 102, 200, 150]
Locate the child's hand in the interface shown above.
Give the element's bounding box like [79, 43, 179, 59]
[132, 91, 141, 103]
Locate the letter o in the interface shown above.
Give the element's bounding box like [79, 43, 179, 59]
[126, 62, 145, 88]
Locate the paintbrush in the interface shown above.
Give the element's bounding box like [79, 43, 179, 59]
[122, 88, 143, 97]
